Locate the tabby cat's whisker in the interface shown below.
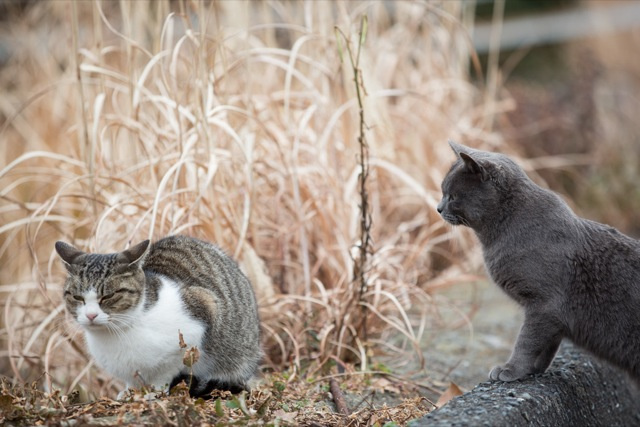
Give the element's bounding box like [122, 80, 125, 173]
[55, 235, 262, 398]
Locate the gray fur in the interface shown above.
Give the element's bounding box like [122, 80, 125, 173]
[56, 235, 262, 394]
[438, 142, 640, 382]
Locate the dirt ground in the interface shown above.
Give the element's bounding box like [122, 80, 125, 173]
[0, 279, 522, 426]
[423, 279, 523, 392]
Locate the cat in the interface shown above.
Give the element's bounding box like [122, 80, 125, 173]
[55, 234, 262, 398]
[438, 141, 640, 383]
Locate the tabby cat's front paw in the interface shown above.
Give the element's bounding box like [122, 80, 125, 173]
[489, 364, 529, 382]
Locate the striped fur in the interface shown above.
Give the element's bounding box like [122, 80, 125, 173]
[56, 235, 262, 398]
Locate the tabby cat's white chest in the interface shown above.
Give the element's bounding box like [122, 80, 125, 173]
[83, 277, 204, 389]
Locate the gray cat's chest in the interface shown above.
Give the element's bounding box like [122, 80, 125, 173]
[482, 243, 557, 306]
[485, 261, 532, 305]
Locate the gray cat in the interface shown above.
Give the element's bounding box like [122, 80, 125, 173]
[55, 235, 262, 398]
[438, 141, 640, 383]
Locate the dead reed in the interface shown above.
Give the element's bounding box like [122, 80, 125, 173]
[0, 0, 498, 399]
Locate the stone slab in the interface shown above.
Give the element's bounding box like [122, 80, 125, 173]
[412, 344, 640, 426]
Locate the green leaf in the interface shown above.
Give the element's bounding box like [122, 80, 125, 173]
[293, 399, 309, 409]
[235, 391, 251, 416]
[371, 362, 392, 374]
[214, 398, 225, 417]
[359, 15, 368, 47]
[273, 381, 286, 393]
[256, 395, 272, 417]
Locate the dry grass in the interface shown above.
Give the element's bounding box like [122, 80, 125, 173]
[0, 0, 500, 415]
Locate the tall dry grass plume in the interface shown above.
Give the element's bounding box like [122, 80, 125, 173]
[0, 1, 501, 398]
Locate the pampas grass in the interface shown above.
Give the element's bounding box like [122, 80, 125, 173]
[0, 0, 499, 398]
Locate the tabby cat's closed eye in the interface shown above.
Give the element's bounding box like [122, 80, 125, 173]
[56, 235, 262, 399]
[100, 293, 115, 302]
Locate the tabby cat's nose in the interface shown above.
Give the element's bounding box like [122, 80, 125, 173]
[86, 313, 98, 321]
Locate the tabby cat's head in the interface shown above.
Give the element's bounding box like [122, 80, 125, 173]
[55, 240, 150, 329]
[437, 141, 526, 230]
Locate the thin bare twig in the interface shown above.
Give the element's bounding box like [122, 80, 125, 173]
[335, 14, 373, 352]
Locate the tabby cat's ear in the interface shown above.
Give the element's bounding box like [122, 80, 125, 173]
[55, 241, 85, 266]
[117, 240, 150, 267]
[460, 152, 490, 182]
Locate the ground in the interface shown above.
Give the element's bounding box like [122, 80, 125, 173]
[0, 374, 432, 426]
[0, 280, 522, 426]
[419, 278, 522, 391]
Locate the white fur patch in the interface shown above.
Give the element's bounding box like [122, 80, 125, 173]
[76, 290, 108, 327]
[82, 277, 205, 390]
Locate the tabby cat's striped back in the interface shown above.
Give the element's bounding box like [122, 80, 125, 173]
[145, 236, 262, 385]
[56, 234, 262, 398]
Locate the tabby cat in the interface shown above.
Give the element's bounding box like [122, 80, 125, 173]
[438, 142, 640, 383]
[56, 235, 262, 398]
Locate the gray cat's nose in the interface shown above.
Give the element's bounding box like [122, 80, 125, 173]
[437, 200, 444, 213]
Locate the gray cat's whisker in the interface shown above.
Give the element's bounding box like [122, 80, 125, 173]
[438, 141, 640, 384]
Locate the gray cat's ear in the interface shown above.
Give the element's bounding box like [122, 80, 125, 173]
[460, 152, 490, 182]
[55, 241, 84, 266]
[117, 239, 150, 266]
[448, 140, 467, 156]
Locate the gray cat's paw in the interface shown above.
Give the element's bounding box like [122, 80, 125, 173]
[489, 365, 526, 382]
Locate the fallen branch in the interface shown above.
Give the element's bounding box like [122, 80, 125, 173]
[329, 378, 349, 416]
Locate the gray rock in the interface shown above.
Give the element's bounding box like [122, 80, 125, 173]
[412, 343, 640, 426]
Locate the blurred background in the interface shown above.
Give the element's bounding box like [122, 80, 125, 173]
[474, 0, 640, 235]
[0, 0, 639, 399]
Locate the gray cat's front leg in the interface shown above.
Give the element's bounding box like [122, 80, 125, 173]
[490, 313, 562, 382]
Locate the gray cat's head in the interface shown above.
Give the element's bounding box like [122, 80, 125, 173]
[55, 240, 150, 329]
[437, 141, 527, 230]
